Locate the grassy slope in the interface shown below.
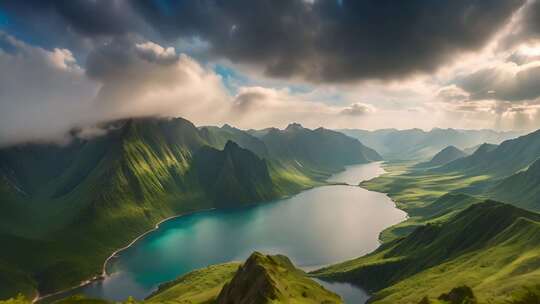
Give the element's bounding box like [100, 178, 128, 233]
[313, 201, 540, 304]
[146, 263, 241, 304]
[360, 162, 489, 241]
[489, 158, 540, 212]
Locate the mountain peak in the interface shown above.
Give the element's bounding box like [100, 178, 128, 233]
[216, 252, 342, 304]
[222, 123, 237, 131]
[224, 140, 240, 151]
[418, 145, 466, 167]
[285, 122, 304, 131]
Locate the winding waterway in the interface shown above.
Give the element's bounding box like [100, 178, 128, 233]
[71, 162, 406, 303]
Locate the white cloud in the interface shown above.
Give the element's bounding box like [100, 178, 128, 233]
[0, 32, 99, 146]
[340, 103, 376, 116]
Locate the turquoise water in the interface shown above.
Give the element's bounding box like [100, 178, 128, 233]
[77, 162, 405, 302]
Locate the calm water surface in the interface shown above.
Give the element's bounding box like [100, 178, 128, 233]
[76, 162, 405, 303]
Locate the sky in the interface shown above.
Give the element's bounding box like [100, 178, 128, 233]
[0, 0, 540, 146]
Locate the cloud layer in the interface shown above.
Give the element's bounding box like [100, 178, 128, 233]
[1, 0, 527, 82]
[1, 0, 540, 146]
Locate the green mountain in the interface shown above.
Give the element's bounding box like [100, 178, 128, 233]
[0, 117, 380, 300]
[489, 158, 540, 212]
[0, 117, 218, 298]
[146, 252, 342, 304]
[439, 129, 540, 177]
[193, 141, 275, 207]
[260, 123, 381, 172]
[417, 146, 467, 168]
[313, 201, 540, 304]
[201, 124, 269, 158]
[216, 252, 342, 304]
[339, 128, 519, 160]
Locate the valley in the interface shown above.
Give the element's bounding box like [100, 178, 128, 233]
[0, 117, 381, 300]
[2, 118, 540, 304]
[3, 3, 540, 303]
[37, 162, 405, 303]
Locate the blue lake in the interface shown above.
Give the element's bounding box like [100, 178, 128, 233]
[78, 162, 406, 303]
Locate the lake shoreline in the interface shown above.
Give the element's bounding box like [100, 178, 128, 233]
[33, 208, 217, 304]
[35, 161, 403, 304]
[32, 178, 326, 303]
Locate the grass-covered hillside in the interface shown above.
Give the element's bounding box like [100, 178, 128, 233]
[360, 161, 489, 241]
[489, 158, 540, 212]
[0, 117, 377, 300]
[313, 201, 540, 304]
[147, 252, 343, 303]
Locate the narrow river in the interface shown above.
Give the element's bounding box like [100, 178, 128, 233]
[61, 162, 406, 303]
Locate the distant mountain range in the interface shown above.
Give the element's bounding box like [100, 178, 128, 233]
[338, 128, 521, 160]
[437, 129, 540, 178]
[0, 117, 380, 299]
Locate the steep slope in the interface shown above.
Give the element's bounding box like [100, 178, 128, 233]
[417, 146, 467, 168]
[0, 117, 217, 298]
[261, 123, 381, 173]
[439, 129, 540, 177]
[339, 128, 520, 160]
[489, 158, 540, 212]
[146, 262, 241, 304]
[193, 141, 275, 207]
[145, 253, 343, 304]
[313, 201, 540, 304]
[216, 252, 342, 304]
[0, 118, 298, 299]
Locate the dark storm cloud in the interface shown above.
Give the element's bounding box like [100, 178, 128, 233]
[0, 0, 139, 36]
[0, 0, 527, 82]
[131, 0, 526, 82]
[0, 0, 146, 52]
